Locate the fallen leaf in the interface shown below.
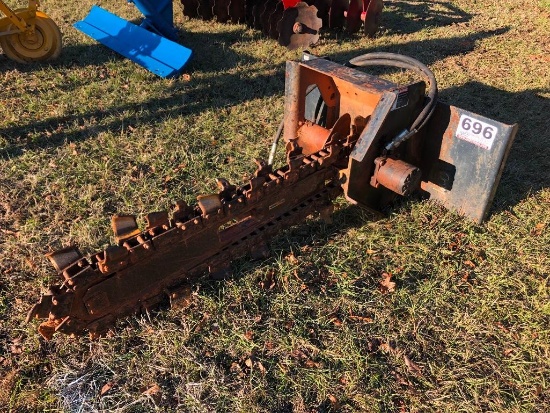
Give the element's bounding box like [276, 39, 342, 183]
[257, 361, 266, 374]
[169, 285, 192, 310]
[403, 355, 422, 375]
[463, 260, 476, 269]
[304, 359, 320, 368]
[142, 384, 161, 396]
[259, 270, 276, 290]
[285, 252, 299, 264]
[327, 394, 340, 409]
[348, 314, 373, 323]
[100, 381, 115, 396]
[244, 358, 253, 368]
[379, 272, 396, 294]
[532, 223, 546, 236]
[243, 330, 254, 341]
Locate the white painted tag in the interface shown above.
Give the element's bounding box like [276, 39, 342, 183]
[455, 114, 498, 150]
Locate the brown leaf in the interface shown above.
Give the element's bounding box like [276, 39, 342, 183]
[259, 270, 276, 290]
[264, 341, 275, 351]
[403, 355, 422, 375]
[100, 381, 115, 396]
[348, 314, 373, 323]
[243, 330, 254, 341]
[304, 359, 320, 368]
[327, 394, 340, 409]
[285, 252, 299, 264]
[142, 384, 161, 396]
[379, 272, 396, 294]
[244, 358, 253, 368]
[463, 260, 476, 269]
[329, 313, 342, 327]
[532, 223, 546, 236]
[257, 361, 266, 375]
[169, 285, 193, 310]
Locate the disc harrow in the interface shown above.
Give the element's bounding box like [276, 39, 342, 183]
[181, 0, 383, 49]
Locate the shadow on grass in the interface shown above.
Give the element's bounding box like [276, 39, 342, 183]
[0, 28, 508, 160]
[382, 0, 472, 35]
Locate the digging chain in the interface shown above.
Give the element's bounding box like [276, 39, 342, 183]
[27, 136, 355, 339]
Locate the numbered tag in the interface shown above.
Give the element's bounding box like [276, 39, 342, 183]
[455, 115, 497, 150]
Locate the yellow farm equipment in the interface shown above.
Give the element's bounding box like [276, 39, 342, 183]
[0, 0, 61, 62]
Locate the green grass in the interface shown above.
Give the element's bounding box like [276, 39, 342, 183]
[1, 0, 549, 411]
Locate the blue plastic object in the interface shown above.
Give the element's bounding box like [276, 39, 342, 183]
[128, 0, 178, 41]
[74, 6, 192, 78]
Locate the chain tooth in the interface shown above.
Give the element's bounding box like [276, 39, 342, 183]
[145, 211, 170, 230]
[111, 215, 141, 244]
[46, 247, 83, 273]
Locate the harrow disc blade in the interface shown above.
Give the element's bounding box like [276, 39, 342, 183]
[363, 0, 383, 37]
[197, 0, 214, 19]
[328, 0, 346, 29]
[229, 0, 246, 23]
[346, 0, 362, 33]
[181, 0, 200, 18]
[277, 2, 321, 50]
[269, 2, 285, 39]
[213, 0, 231, 22]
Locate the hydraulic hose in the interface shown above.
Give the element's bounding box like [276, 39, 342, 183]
[348, 52, 438, 151]
[268, 53, 439, 164]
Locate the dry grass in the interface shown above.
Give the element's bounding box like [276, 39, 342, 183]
[1, 0, 549, 411]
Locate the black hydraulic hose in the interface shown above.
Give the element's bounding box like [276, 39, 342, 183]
[348, 52, 438, 150]
[268, 53, 439, 163]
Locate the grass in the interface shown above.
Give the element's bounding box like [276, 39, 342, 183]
[0, 0, 549, 411]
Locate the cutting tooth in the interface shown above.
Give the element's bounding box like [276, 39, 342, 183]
[46, 246, 83, 273]
[111, 215, 141, 244]
[145, 211, 170, 230]
[197, 194, 222, 216]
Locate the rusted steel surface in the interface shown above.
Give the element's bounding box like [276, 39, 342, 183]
[27, 54, 518, 339]
[180, 0, 384, 49]
[27, 136, 356, 339]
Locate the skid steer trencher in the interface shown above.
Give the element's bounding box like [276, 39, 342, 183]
[26, 52, 518, 340]
[74, 2, 192, 78]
